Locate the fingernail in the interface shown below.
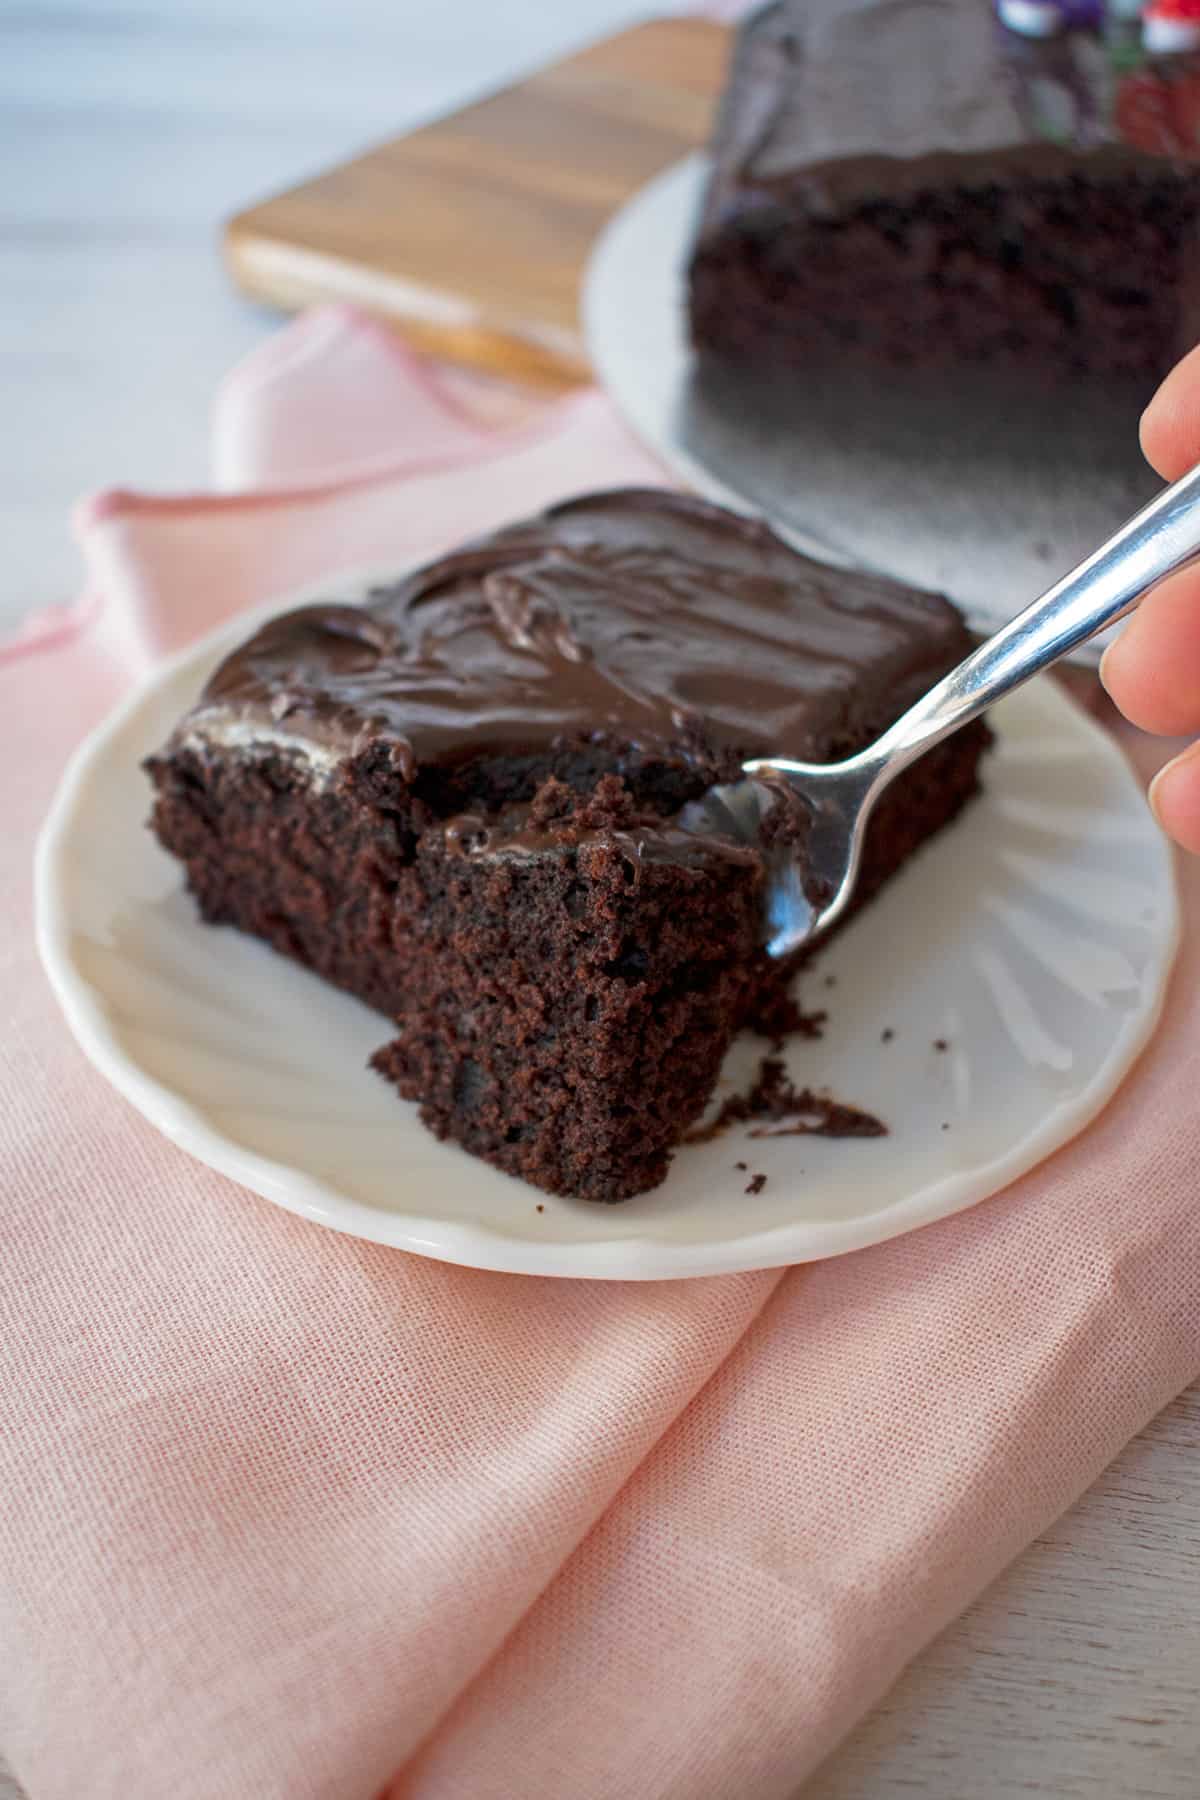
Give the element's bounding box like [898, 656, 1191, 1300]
[1147, 741, 1200, 834]
[1097, 641, 1114, 696]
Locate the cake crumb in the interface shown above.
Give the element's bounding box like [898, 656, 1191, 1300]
[934, 1037, 949, 1052]
[524, 772, 657, 840]
[941, 1123, 950, 1131]
[824, 974, 837, 988]
[686, 1056, 887, 1144]
[745, 1173, 767, 1195]
[575, 772, 642, 833]
[749, 991, 826, 1044]
[735, 1160, 748, 1171]
[536, 1203, 545, 1212]
[881, 1027, 894, 1043]
[526, 775, 576, 829]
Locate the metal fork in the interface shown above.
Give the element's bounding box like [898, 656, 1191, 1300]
[684, 461, 1200, 959]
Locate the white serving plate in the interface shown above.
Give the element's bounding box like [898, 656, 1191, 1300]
[36, 574, 1178, 1279]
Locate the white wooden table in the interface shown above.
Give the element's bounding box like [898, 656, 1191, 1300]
[6, 4, 1199, 1794]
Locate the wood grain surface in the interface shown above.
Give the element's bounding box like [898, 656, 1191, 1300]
[225, 17, 730, 385]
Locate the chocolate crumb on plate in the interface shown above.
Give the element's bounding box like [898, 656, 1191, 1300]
[749, 1095, 887, 1140]
[750, 989, 827, 1045]
[686, 1054, 887, 1145]
[745, 1173, 767, 1195]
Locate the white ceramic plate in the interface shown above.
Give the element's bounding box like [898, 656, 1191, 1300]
[582, 154, 1161, 660]
[36, 575, 1178, 1280]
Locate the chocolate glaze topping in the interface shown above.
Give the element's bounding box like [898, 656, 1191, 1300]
[184, 488, 969, 787]
[698, 0, 1200, 223]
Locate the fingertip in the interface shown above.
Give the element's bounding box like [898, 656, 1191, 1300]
[1095, 611, 1160, 731]
[1140, 343, 1200, 481]
[1092, 573, 1200, 738]
[1148, 746, 1200, 854]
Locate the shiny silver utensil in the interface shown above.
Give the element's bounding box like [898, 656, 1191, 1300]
[686, 461, 1200, 959]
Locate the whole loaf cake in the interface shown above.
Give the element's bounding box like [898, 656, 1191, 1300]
[688, 0, 1200, 378]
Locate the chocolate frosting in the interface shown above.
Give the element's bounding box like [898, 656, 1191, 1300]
[182, 488, 968, 784]
[697, 0, 1200, 222]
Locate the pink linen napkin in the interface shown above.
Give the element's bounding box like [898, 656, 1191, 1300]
[2, 305, 1198, 1800]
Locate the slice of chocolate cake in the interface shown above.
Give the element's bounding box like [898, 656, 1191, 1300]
[688, 0, 1200, 379]
[145, 489, 988, 1202]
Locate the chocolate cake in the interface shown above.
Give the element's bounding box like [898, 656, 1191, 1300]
[145, 489, 988, 1202]
[688, 0, 1200, 378]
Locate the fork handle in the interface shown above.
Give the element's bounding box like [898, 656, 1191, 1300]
[856, 457, 1200, 789]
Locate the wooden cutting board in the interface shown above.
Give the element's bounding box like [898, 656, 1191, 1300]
[224, 17, 730, 388]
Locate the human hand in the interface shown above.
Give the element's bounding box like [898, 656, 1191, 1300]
[1100, 344, 1200, 852]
